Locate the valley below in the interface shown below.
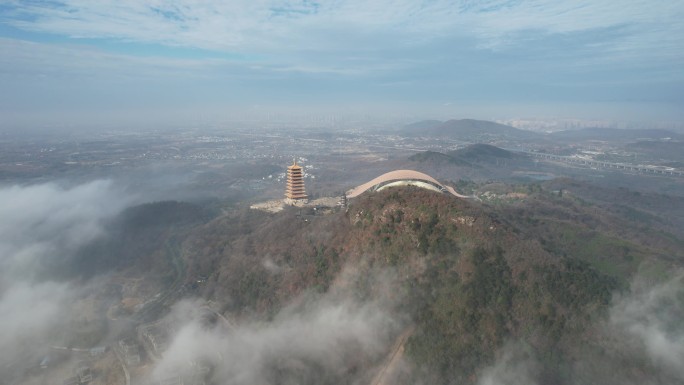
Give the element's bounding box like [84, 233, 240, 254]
[2, 121, 684, 385]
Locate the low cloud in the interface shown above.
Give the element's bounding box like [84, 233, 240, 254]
[150, 286, 400, 385]
[477, 342, 540, 385]
[0, 180, 132, 279]
[610, 273, 684, 380]
[0, 281, 73, 368]
[0, 180, 132, 376]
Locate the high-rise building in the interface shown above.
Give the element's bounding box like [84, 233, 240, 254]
[285, 158, 308, 202]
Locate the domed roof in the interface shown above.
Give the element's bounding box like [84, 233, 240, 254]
[346, 170, 467, 198]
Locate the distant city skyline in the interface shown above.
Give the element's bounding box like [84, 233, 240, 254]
[1, 1, 683, 129]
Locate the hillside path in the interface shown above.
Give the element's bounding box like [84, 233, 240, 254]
[369, 325, 415, 385]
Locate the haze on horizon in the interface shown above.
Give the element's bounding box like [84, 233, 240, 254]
[1, 1, 683, 129]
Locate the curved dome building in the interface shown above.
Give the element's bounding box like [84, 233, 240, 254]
[346, 170, 468, 198]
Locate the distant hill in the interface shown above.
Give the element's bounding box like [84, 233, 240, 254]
[408, 150, 471, 166]
[448, 143, 522, 161]
[625, 140, 684, 161]
[403, 120, 442, 130]
[550, 127, 682, 141]
[410, 144, 526, 166]
[403, 119, 539, 141]
[61, 201, 212, 279]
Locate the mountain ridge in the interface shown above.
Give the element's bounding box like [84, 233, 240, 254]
[550, 127, 683, 141]
[403, 119, 539, 141]
[172, 185, 681, 384]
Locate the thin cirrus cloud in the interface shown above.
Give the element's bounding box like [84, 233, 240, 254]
[3, 1, 681, 57]
[0, 1, 683, 122]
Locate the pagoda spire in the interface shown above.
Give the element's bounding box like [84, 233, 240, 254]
[285, 157, 308, 203]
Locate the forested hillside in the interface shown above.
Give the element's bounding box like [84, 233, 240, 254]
[165, 185, 682, 384]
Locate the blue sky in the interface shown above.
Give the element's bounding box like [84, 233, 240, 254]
[1, 1, 683, 128]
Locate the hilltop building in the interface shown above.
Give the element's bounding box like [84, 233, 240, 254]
[284, 159, 308, 205]
[346, 170, 469, 199]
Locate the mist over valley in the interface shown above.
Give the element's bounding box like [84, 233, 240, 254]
[2, 1, 684, 384]
[1, 119, 683, 385]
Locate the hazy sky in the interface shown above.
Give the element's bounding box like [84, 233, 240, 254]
[1, 1, 683, 127]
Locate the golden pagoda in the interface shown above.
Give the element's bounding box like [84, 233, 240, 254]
[285, 158, 308, 202]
